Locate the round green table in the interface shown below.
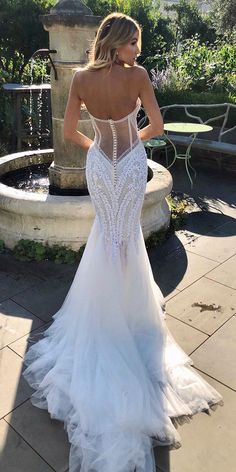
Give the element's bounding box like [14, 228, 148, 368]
[164, 122, 213, 188]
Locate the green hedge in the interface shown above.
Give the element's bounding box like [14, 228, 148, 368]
[156, 90, 235, 107]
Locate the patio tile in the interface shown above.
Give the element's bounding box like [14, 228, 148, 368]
[172, 161, 236, 201]
[148, 207, 230, 265]
[198, 197, 236, 219]
[154, 374, 234, 472]
[55, 266, 77, 284]
[172, 229, 199, 248]
[0, 252, 77, 281]
[0, 347, 32, 418]
[217, 201, 236, 218]
[20, 258, 77, 282]
[191, 315, 236, 390]
[0, 272, 39, 303]
[179, 209, 231, 235]
[0, 253, 31, 278]
[166, 277, 236, 335]
[152, 248, 218, 292]
[164, 288, 180, 301]
[9, 321, 51, 358]
[0, 299, 44, 349]
[165, 314, 208, 355]
[206, 254, 236, 290]
[148, 234, 185, 263]
[5, 400, 69, 472]
[11, 278, 71, 322]
[0, 419, 53, 472]
[186, 220, 236, 263]
[170, 210, 232, 251]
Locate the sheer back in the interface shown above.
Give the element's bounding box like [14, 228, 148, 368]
[89, 101, 141, 164]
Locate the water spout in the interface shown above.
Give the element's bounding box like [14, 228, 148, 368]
[30, 49, 58, 80]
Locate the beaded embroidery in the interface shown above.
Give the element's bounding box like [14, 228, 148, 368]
[86, 104, 147, 261]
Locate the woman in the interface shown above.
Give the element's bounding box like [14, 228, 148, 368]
[23, 12, 223, 472]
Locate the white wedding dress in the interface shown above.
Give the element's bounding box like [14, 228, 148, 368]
[23, 100, 223, 472]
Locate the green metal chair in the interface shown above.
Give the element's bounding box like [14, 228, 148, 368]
[137, 108, 171, 165]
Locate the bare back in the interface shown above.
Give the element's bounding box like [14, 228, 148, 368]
[77, 65, 143, 121]
[63, 64, 164, 150]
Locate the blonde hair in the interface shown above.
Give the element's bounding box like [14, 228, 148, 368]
[86, 12, 141, 71]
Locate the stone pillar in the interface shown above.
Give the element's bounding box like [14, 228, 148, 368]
[40, 1, 101, 195]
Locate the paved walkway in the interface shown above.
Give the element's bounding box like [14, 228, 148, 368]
[0, 159, 235, 472]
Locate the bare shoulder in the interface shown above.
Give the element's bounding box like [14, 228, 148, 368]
[71, 68, 91, 97]
[130, 65, 149, 80]
[73, 67, 86, 82]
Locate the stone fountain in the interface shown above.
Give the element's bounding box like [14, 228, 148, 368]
[0, 0, 172, 250]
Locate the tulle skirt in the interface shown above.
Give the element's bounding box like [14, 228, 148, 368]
[23, 216, 223, 472]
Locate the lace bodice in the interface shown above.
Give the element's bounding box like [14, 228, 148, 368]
[86, 101, 147, 261]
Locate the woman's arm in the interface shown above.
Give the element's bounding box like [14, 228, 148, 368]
[63, 71, 93, 150]
[136, 66, 164, 141]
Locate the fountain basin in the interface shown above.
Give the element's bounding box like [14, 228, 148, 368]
[0, 150, 173, 250]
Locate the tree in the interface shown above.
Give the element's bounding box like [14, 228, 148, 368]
[0, 0, 56, 81]
[209, 0, 236, 38]
[165, 0, 216, 44]
[84, 0, 175, 61]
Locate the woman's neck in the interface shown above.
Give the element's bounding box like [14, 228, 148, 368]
[114, 59, 125, 67]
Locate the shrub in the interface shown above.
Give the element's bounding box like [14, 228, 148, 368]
[165, 0, 216, 44]
[13, 239, 85, 264]
[149, 36, 236, 105]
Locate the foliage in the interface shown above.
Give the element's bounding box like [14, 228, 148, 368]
[209, 0, 236, 37]
[149, 36, 236, 97]
[174, 38, 236, 93]
[0, 0, 235, 154]
[165, 0, 216, 44]
[0, 140, 9, 157]
[145, 193, 188, 249]
[150, 62, 179, 91]
[84, 0, 175, 60]
[145, 228, 166, 248]
[13, 239, 85, 263]
[167, 193, 189, 231]
[0, 1, 53, 151]
[0, 93, 13, 154]
[0, 0, 55, 83]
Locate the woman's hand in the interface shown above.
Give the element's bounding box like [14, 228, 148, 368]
[64, 71, 93, 150]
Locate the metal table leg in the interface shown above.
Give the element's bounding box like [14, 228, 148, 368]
[165, 133, 197, 188]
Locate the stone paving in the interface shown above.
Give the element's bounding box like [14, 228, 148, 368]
[0, 159, 236, 472]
